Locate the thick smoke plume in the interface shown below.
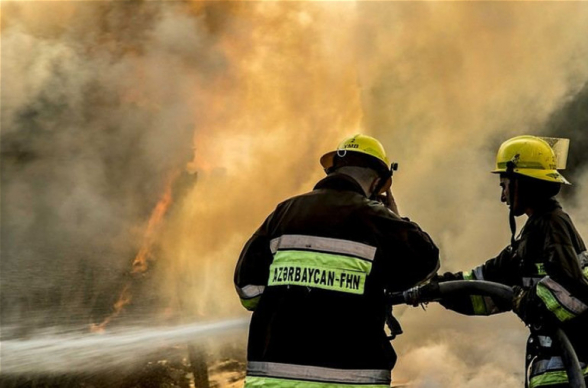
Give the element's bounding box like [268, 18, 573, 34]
[2, 2, 588, 387]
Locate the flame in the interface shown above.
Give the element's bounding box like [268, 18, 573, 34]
[91, 170, 181, 333]
[131, 170, 179, 274]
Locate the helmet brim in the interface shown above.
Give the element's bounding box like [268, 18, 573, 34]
[491, 168, 571, 185]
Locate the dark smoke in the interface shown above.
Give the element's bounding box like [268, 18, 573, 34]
[0, 1, 215, 334]
[541, 81, 588, 190]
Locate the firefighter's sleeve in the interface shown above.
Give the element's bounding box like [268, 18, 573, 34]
[516, 218, 588, 324]
[234, 213, 275, 311]
[389, 221, 440, 291]
[439, 246, 520, 316]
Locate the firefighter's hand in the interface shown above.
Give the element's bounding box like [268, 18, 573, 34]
[379, 188, 400, 216]
[433, 272, 463, 283]
[434, 272, 467, 311]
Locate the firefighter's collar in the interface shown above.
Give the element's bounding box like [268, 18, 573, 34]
[314, 173, 366, 197]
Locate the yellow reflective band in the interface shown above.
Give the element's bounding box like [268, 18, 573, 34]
[268, 251, 372, 295]
[462, 271, 488, 314]
[529, 366, 588, 388]
[470, 295, 488, 315]
[240, 296, 261, 311]
[245, 376, 389, 388]
[536, 283, 576, 322]
[535, 263, 547, 276]
[583, 267, 588, 278]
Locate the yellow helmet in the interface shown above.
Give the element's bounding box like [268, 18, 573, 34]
[491, 135, 571, 185]
[320, 134, 392, 192]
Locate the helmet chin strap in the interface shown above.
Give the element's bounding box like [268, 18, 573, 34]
[506, 161, 517, 247]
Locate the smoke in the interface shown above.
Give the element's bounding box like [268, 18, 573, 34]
[2, 1, 588, 386]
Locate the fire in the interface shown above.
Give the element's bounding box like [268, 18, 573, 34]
[131, 170, 179, 275]
[91, 170, 181, 333]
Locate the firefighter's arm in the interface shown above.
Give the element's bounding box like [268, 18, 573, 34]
[513, 221, 588, 325]
[234, 213, 276, 311]
[393, 223, 440, 290]
[438, 247, 518, 316]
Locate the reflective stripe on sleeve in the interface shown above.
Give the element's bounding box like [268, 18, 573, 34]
[270, 235, 376, 261]
[247, 362, 391, 385]
[473, 265, 485, 280]
[240, 295, 261, 311]
[463, 270, 491, 315]
[536, 277, 588, 322]
[236, 284, 266, 299]
[523, 277, 541, 288]
[529, 357, 588, 388]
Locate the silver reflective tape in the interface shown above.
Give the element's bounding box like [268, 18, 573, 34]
[236, 284, 265, 299]
[523, 277, 541, 288]
[531, 357, 565, 376]
[538, 336, 553, 348]
[530, 356, 587, 376]
[473, 265, 485, 280]
[540, 277, 588, 315]
[247, 362, 391, 384]
[270, 235, 377, 262]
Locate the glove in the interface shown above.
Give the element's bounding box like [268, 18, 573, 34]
[434, 272, 468, 311]
[433, 271, 464, 283]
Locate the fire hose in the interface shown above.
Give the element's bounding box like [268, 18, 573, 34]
[388, 280, 586, 388]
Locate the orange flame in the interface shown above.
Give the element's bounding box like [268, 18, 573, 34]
[90, 170, 181, 333]
[131, 171, 179, 274]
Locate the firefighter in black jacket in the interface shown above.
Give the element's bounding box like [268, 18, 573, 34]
[234, 134, 440, 388]
[438, 135, 588, 387]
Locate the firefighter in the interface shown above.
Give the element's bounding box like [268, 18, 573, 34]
[234, 134, 440, 388]
[438, 135, 588, 387]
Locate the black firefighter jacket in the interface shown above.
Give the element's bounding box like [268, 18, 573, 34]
[234, 173, 440, 388]
[445, 198, 588, 388]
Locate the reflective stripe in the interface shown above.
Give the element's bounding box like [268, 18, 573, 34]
[537, 277, 588, 321]
[272, 251, 371, 273]
[473, 265, 485, 280]
[240, 296, 261, 311]
[470, 295, 488, 315]
[538, 336, 553, 348]
[268, 251, 371, 294]
[463, 270, 490, 315]
[523, 277, 541, 288]
[270, 235, 376, 262]
[535, 263, 547, 276]
[529, 357, 588, 388]
[531, 357, 566, 376]
[247, 362, 390, 385]
[236, 284, 266, 299]
[245, 376, 389, 388]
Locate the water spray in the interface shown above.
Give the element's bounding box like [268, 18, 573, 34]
[1, 318, 249, 375]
